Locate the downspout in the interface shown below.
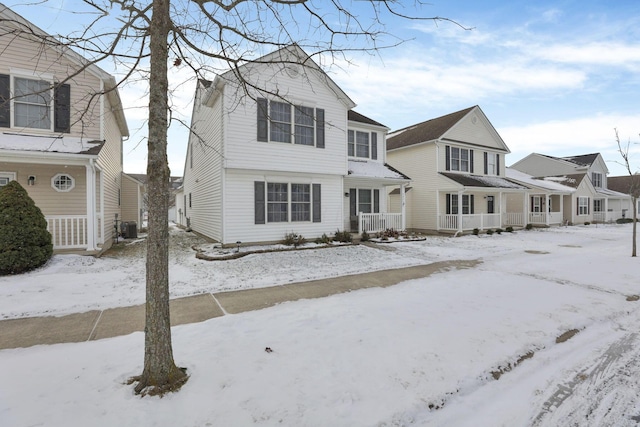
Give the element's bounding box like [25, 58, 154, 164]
[86, 158, 97, 251]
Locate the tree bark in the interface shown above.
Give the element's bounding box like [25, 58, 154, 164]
[132, 0, 187, 395]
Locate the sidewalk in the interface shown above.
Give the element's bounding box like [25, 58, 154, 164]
[0, 259, 480, 350]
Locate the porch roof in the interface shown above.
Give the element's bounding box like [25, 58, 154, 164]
[439, 172, 526, 189]
[596, 187, 631, 199]
[348, 160, 411, 181]
[0, 133, 105, 156]
[506, 168, 574, 193]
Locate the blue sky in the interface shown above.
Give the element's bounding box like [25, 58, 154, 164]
[5, 0, 640, 176]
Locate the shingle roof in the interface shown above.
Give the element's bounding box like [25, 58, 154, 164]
[348, 110, 387, 128]
[608, 175, 640, 196]
[440, 172, 526, 189]
[560, 153, 600, 167]
[539, 173, 586, 189]
[387, 106, 476, 151]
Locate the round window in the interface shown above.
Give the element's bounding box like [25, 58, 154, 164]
[51, 173, 75, 192]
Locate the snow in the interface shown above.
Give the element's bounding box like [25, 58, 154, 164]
[506, 168, 575, 193]
[0, 132, 103, 154]
[1, 224, 640, 426]
[347, 159, 407, 179]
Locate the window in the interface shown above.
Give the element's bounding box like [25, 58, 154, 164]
[0, 172, 15, 187]
[532, 196, 542, 213]
[348, 130, 378, 159]
[485, 152, 499, 176]
[0, 74, 70, 132]
[51, 173, 74, 192]
[356, 132, 370, 158]
[446, 146, 472, 172]
[257, 98, 325, 148]
[446, 194, 474, 215]
[291, 184, 311, 221]
[349, 188, 380, 217]
[592, 172, 602, 188]
[594, 199, 604, 212]
[578, 197, 590, 215]
[255, 182, 321, 224]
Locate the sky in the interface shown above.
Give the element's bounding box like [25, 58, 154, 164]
[4, 0, 640, 177]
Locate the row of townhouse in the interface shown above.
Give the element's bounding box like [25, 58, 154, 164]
[2, 3, 633, 253]
[0, 4, 143, 253]
[176, 45, 633, 245]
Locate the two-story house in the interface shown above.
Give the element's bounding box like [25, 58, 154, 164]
[0, 4, 133, 253]
[386, 106, 526, 234]
[510, 153, 631, 223]
[178, 44, 409, 245]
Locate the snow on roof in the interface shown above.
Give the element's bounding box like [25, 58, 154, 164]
[0, 132, 104, 155]
[506, 168, 575, 192]
[348, 160, 408, 180]
[596, 187, 631, 198]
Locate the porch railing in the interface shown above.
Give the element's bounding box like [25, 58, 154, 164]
[438, 213, 501, 231]
[359, 212, 403, 233]
[528, 212, 564, 225]
[594, 210, 626, 223]
[503, 212, 524, 227]
[46, 215, 88, 249]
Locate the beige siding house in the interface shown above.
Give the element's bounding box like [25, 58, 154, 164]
[0, 4, 129, 253]
[387, 106, 527, 233]
[179, 45, 409, 245]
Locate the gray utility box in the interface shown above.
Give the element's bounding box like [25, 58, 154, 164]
[120, 221, 138, 239]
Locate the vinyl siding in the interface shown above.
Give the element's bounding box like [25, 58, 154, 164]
[511, 155, 580, 177]
[0, 29, 102, 139]
[182, 83, 224, 242]
[444, 112, 506, 151]
[223, 169, 343, 244]
[387, 143, 440, 230]
[222, 66, 348, 177]
[121, 174, 141, 223]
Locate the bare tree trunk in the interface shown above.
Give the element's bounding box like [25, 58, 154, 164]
[131, 0, 187, 395]
[632, 196, 637, 257]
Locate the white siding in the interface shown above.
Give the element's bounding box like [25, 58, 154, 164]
[182, 83, 225, 242]
[223, 169, 343, 244]
[444, 111, 507, 151]
[511, 154, 580, 177]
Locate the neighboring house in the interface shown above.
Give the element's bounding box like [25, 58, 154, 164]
[510, 153, 631, 223]
[126, 173, 182, 223]
[386, 106, 526, 233]
[121, 173, 145, 225]
[607, 175, 640, 218]
[0, 4, 129, 253]
[179, 44, 409, 245]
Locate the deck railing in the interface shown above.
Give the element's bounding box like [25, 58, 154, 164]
[359, 212, 403, 233]
[46, 215, 88, 249]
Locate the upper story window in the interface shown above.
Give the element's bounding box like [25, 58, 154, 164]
[592, 172, 602, 188]
[257, 98, 325, 148]
[0, 74, 70, 133]
[445, 145, 476, 173]
[485, 152, 500, 176]
[348, 130, 378, 160]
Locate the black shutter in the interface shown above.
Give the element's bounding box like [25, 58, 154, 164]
[446, 194, 451, 215]
[54, 83, 71, 133]
[484, 152, 488, 175]
[0, 74, 9, 128]
[315, 108, 325, 148]
[371, 132, 377, 160]
[374, 189, 380, 213]
[588, 198, 590, 215]
[257, 98, 268, 142]
[445, 146, 450, 171]
[350, 188, 357, 216]
[255, 181, 265, 224]
[470, 194, 475, 214]
[312, 183, 321, 222]
[496, 154, 500, 176]
[469, 150, 474, 173]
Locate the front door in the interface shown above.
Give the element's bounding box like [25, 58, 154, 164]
[487, 196, 495, 214]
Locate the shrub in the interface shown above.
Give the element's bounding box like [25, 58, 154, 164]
[0, 181, 53, 275]
[525, 223, 533, 230]
[472, 228, 480, 236]
[616, 218, 633, 224]
[506, 226, 514, 233]
[486, 229, 494, 235]
[282, 232, 305, 247]
[315, 233, 332, 245]
[361, 230, 370, 242]
[495, 228, 503, 234]
[333, 230, 352, 243]
[584, 222, 590, 226]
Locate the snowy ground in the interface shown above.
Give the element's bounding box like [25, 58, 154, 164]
[1, 224, 640, 426]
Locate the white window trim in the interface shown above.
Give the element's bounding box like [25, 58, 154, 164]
[51, 173, 75, 192]
[487, 153, 497, 176]
[268, 101, 319, 146]
[578, 197, 589, 215]
[450, 147, 470, 172]
[10, 73, 55, 131]
[592, 172, 603, 188]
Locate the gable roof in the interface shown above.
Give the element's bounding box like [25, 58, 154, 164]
[561, 153, 600, 167]
[387, 106, 476, 151]
[608, 175, 640, 197]
[348, 110, 387, 128]
[540, 173, 587, 189]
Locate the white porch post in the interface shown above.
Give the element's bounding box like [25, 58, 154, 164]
[560, 194, 564, 224]
[523, 192, 528, 227]
[499, 191, 504, 227]
[457, 191, 463, 232]
[401, 183, 407, 230]
[545, 194, 550, 225]
[604, 197, 609, 222]
[85, 161, 97, 251]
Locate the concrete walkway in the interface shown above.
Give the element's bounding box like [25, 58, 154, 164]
[0, 260, 480, 350]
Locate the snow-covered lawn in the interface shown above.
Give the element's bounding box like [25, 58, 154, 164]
[1, 224, 639, 426]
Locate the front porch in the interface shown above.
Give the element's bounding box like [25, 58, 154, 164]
[46, 213, 105, 252]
